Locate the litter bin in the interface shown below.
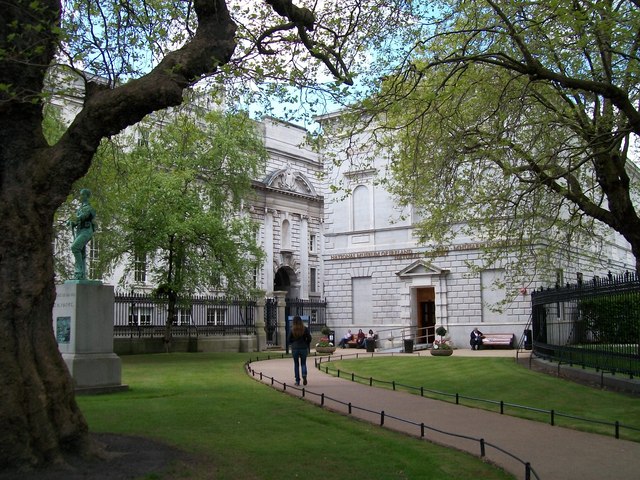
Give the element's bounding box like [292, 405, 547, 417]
[366, 339, 376, 352]
[404, 339, 414, 353]
[328, 330, 335, 345]
[523, 329, 532, 350]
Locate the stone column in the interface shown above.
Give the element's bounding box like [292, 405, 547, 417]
[300, 216, 309, 299]
[264, 210, 274, 293]
[255, 296, 266, 352]
[53, 281, 126, 393]
[274, 290, 288, 349]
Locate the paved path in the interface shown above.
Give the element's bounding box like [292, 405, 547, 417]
[246, 350, 640, 480]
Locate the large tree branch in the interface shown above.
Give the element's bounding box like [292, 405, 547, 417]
[257, 0, 353, 84]
[44, 0, 237, 204]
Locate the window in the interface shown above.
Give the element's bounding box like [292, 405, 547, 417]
[352, 277, 372, 325]
[134, 252, 147, 283]
[88, 239, 100, 279]
[207, 308, 227, 326]
[129, 306, 152, 326]
[310, 267, 317, 293]
[556, 269, 564, 318]
[481, 269, 507, 323]
[177, 308, 192, 325]
[137, 129, 149, 147]
[309, 234, 316, 253]
[252, 267, 259, 289]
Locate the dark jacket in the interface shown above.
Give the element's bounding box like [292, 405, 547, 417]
[289, 327, 312, 350]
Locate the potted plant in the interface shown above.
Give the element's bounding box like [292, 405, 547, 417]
[431, 326, 453, 356]
[315, 337, 336, 354]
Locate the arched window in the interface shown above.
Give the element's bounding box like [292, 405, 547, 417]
[352, 185, 370, 231]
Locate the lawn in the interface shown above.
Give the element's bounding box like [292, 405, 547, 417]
[325, 355, 640, 441]
[77, 353, 514, 480]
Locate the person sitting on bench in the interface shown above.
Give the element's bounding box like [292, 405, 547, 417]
[470, 328, 484, 350]
[338, 330, 353, 348]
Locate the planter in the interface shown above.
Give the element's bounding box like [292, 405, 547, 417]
[430, 348, 453, 356]
[315, 346, 336, 354]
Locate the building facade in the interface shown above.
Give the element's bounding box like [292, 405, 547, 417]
[97, 117, 325, 301]
[51, 70, 324, 302]
[250, 118, 324, 299]
[318, 114, 636, 350]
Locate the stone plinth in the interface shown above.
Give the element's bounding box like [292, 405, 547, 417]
[53, 281, 126, 393]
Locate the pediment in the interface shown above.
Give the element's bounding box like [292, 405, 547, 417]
[264, 166, 317, 196]
[396, 260, 448, 278]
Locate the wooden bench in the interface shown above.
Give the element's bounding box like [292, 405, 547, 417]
[480, 333, 515, 349]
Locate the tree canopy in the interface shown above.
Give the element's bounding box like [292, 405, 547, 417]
[57, 108, 266, 297]
[329, 0, 640, 278]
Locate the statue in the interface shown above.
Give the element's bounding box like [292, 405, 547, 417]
[280, 163, 297, 191]
[68, 188, 96, 280]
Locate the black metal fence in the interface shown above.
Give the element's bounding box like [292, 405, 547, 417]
[286, 297, 328, 337]
[531, 272, 640, 377]
[246, 355, 540, 480]
[114, 293, 256, 338]
[314, 352, 640, 441]
[265, 297, 278, 345]
[263, 297, 328, 347]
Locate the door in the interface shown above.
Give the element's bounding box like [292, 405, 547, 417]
[416, 287, 436, 344]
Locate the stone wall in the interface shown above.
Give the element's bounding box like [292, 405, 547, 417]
[114, 335, 257, 355]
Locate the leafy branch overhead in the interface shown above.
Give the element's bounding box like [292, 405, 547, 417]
[334, 0, 640, 276]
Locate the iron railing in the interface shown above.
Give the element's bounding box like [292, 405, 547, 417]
[314, 353, 640, 441]
[114, 292, 256, 338]
[246, 354, 540, 480]
[531, 271, 640, 377]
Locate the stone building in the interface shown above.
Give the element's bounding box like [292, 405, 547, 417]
[250, 118, 324, 299]
[50, 69, 324, 302]
[98, 117, 325, 301]
[317, 113, 636, 350]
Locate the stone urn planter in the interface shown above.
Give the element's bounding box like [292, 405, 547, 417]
[431, 326, 453, 356]
[315, 346, 336, 354]
[430, 348, 453, 356]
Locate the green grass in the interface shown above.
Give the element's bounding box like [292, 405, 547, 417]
[326, 356, 640, 441]
[77, 353, 514, 480]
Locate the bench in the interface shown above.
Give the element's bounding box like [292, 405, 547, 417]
[480, 333, 515, 349]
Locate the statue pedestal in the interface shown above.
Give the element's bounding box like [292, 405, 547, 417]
[53, 281, 127, 393]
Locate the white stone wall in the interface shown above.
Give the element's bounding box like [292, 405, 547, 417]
[319, 115, 635, 349]
[250, 118, 324, 298]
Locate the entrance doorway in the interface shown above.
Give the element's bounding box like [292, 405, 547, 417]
[416, 287, 436, 344]
[274, 266, 298, 298]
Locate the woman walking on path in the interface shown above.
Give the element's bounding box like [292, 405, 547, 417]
[289, 316, 312, 386]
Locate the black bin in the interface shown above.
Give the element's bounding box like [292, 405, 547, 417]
[366, 339, 376, 352]
[523, 329, 532, 350]
[328, 330, 335, 345]
[404, 339, 414, 353]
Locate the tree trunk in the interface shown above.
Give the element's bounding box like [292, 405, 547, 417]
[0, 0, 238, 468]
[0, 180, 89, 468]
[0, 0, 333, 469]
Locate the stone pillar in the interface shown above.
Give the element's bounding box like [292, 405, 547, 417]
[274, 290, 288, 349]
[264, 210, 274, 293]
[300, 216, 309, 299]
[255, 297, 266, 352]
[53, 281, 126, 393]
